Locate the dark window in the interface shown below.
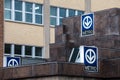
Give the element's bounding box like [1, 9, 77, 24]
[35, 47, 42, 56]
[5, 44, 11, 54]
[25, 46, 32, 56]
[15, 45, 21, 55]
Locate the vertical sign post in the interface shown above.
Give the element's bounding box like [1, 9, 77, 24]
[43, 0, 50, 58]
[85, 0, 91, 13]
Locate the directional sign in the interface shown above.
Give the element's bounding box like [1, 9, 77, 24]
[81, 13, 94, 36]
[84, 46, 98, 72]
[7, 57, 20, 67]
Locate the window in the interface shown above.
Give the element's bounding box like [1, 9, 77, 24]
[4, 0, 83, 26]
[35, 47, 42, 56]
[15, 0, 22, 21]
[50, 6, 57, 25]
[5, 44, 11, 54]
[59, 8, 66, 25]
[77, 11, 84, 15]
[4, 0, 12, 19]
[4, 44, 43, 58]
[15, 45, 22, 55]
[69, 9, 75, 17]
[35, 4, 42, 24]
[60, 8, 66, 17]
[4, 0, 43, 25]
[25, 2, 33, 23]
[25, 46, 32, 56]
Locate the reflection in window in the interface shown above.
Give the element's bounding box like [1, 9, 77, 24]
[4, 0, 12, 19]
[5, 10, 11, 19]
[35, 4, 42, 24]
[5, 0, 11, 9]
[25, 2, 33, 12]
[35, 4, 42, 14]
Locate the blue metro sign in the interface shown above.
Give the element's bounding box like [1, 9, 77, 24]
[7, 57, 20, 67]
[84, 46, 98, 72]
[81, 13, 94, 36]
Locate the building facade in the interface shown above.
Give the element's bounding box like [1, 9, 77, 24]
[3, 0, 120, 67]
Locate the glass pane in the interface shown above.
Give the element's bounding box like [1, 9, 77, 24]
[60, 8, 66, 17]
[15, 45, 21, 55]
[35, 4, 42, 14]
[50, 17, 56, 25]
[5, 0, 11, 9]
[35, 15, 42, 24]
[25, 13, 32, 22]
[25, 2, 33, 12]
[78, 11, 84, 15]
[5, 44, 11, 54]
[69, 9, 75, 17]
[35, 47, 42, 56]
[15, 12, 22, 21]
[25, 46, 32, 56]
[59, 18, 63, 25]
[50, 6, 57, 16]
[5, 10, 11, 19]
[15, 0, 22, 10]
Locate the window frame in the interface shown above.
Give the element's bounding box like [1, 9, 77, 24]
[4, 44, 43, 58]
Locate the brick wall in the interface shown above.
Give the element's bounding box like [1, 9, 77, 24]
[0, 0, 4, 67]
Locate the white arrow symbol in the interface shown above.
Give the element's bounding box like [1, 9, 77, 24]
[83, 16, 92, 29]
[85, 49, 96, 64]
[84, 17, 91, 27]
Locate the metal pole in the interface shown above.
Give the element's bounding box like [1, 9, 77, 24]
[43, 0, 50, 58]
[85, 0, 91, 13]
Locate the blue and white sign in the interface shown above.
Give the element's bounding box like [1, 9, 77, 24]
[84, 46, 98, 72]
[6, 57, 20, 67]
[81, 13, 94, 36]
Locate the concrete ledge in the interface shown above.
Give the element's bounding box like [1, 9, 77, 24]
[0, 62, 120, 79]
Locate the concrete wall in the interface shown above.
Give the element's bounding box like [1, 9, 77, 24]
[4, 21, 55, 46]
[24, 0, 120, 11]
